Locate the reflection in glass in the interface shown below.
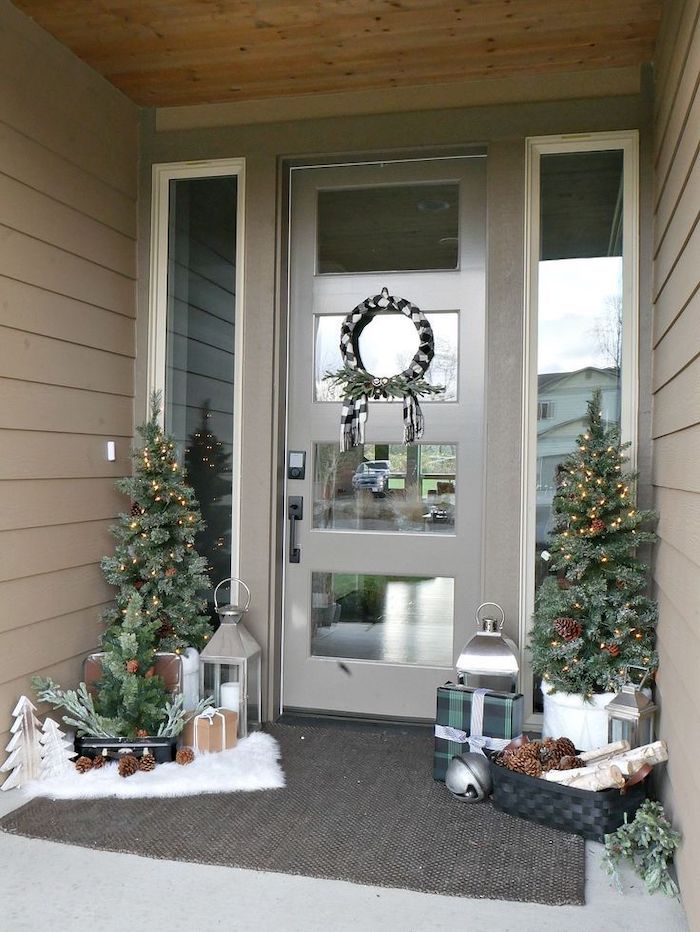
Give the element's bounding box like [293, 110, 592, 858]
[311, 572, 454, 665]
[534, 149, 624, 710]
[315, 313, 458, 401]
[314, 443, 456, 534]
[164, 176, 237, 589]
[317, 183, 459, 273]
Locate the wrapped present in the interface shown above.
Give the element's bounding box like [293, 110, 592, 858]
[180, 707, 238, 753]
[434, 684, 523, 781]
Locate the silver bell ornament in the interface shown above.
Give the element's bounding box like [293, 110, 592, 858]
[444, 752, 493, 803]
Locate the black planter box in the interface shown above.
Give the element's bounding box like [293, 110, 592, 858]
[488, 758, 648, 842]
[75, 735, 177, 764]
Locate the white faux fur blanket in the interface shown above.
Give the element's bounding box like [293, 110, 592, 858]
[21, 732, 285, 800]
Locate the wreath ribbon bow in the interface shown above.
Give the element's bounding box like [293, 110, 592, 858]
[326, 288, 443, 451]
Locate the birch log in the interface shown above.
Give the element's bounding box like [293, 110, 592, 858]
[543, 741, 668, 790]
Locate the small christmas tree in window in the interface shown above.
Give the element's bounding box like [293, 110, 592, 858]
[101, 392, 211, 652]
[185, 402, 232, 595]
[39, 717, 76, 778]
[529, 390, 658, 698]
[1, 696, 42, 790]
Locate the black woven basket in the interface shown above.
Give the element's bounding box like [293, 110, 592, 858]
[489, 759, 648, 842]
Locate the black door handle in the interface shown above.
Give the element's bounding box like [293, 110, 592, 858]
[288, 496, 303, 563]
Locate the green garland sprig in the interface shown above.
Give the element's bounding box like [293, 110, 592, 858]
[324, 365, 444, 401]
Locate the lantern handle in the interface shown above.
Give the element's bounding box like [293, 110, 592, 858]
[214, 577, 252, 613]
[475, 601, 505, 630]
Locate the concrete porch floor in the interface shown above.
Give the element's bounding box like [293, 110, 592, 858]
[0, 790, 688, 931]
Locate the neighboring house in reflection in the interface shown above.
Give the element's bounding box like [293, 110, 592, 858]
[536, 366, 620, 544]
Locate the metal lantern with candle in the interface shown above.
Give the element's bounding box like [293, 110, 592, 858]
[199, 578, 261, 738]
[605, 667, 657, 749]
[456, 602, 519, 693]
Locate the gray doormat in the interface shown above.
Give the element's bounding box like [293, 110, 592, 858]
[0, 722, 584, 905]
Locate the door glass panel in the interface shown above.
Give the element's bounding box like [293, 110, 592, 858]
[317, 183, 459, 273]
[311, 572, 454, 665]
[313, 443, 456, 533]
[164, 175, 238, 588]
[315, 312, 458, 401]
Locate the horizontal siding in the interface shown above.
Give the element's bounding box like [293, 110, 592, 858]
[652, 0, 700, 924]
[0, 520, 114, 584]
[0, 0, 137, 785]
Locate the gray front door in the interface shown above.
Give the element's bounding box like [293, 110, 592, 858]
[283, 155, 486, 720]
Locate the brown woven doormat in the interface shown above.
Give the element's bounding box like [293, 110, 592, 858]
[0, 722, 584, 905]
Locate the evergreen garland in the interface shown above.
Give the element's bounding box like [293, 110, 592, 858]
[324, 364, 444, 401]
[529, 390, 658, 698]
[101, 392, 212, 652]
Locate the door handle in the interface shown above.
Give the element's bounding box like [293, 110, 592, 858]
[288, 496, 303, 563]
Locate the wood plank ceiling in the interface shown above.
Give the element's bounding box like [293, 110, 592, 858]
[12, 0, 663, 108]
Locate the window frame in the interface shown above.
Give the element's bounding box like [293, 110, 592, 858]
[519, 132, 639, 731]
[147, 158, 246, 581]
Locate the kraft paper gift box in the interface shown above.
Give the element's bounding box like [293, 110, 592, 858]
[181, 708, 238, 752]
[433, 684, 524, 781]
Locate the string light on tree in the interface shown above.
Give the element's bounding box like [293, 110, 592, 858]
[529, 390, 659, 697]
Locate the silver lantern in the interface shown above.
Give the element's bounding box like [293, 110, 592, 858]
[605, 668, 656, 749]
[456, 602, 519, 693]
[200, 578, 261, 738]
[445, 753, 493, 802]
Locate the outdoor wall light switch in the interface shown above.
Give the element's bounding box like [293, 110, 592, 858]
[106, 441, 116, 462]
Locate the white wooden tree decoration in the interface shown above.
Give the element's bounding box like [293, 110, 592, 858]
[1, 696, 42, 790]
[39, 717, 76, 778]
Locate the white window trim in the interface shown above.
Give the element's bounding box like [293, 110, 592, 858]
[147, 158, 246, 581]
[519, 132, 639, 731]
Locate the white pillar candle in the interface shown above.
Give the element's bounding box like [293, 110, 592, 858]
[220, 682, 240, 715]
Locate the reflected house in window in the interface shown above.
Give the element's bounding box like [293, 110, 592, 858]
[536, 365, 620, 545]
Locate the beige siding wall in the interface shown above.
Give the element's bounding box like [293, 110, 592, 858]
[652, 0, 700, 924]
[0, 0, 137, 778]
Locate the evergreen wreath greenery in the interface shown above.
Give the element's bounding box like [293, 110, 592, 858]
[528, 390, 658, 698]
[603, 800, 681, 897]
[324, 364, 444, 401]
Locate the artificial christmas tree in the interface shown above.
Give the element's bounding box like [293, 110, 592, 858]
[39, 717, 76, 778]
[529, 390, 658, 700]
[185, 402, 232, 594]
[92, 592, 173, 738]
[1, 696, 42, 790]
[101, 392, 211, 652]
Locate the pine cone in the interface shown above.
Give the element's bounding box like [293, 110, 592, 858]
[557, 577, 572, 590]
[551, 737, 577, 759]
[556, 755, 586, 771]
[591, 518, 606, 534]
[130, 502, 143, 517]
[75, 755, 94, 774]
[139, 752, 157, 772]
[604, 643, 621, 657]
[91, 753, 108, 770]
[502, 746, 542, 777]
[553, 617, 582, 641]
[134, 580, 144, 590]
[118, 755, 139, 778]
[126, 659, 139, 674]
[176, 747, 195, 766]
[165, 567, 177, 577]
[136, 729, 149, 737]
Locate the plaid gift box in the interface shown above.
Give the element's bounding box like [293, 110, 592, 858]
[433, 684, 524, 781]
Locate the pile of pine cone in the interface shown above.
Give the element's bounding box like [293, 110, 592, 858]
[497, 737, 585, 778]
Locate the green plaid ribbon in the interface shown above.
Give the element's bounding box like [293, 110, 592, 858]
[433, 684, 524, 781]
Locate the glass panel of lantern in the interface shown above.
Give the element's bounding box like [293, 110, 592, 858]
[605, 682, 656, 749]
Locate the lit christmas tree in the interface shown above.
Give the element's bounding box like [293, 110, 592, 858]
[529, 390, 658, 698]
[101, 393, 212, 652]
[185, 403, 232, 592]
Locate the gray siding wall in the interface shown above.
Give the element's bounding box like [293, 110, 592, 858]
[0, 0, 137, 779]
[652, 0, 700, 923]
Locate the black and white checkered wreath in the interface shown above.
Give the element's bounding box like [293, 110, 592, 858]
[324, 287, 444, 451]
